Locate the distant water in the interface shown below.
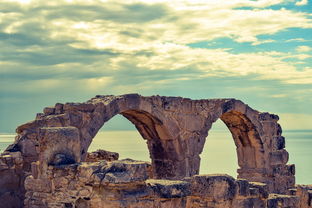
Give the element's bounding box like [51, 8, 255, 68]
[1, 130, 311, 184]
[0, 134, 15, 152]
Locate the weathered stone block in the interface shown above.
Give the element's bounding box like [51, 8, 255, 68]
[52, 177, 69, 189]
[24, 176, 52, 193]
[232, 198, 265, 208]
[146, 179, 190, 198]
[43, 107, 55, 115]
[54, 103, 64, 114]
[272, 136, 285, 150]
[16, 119, 45, 134]
[259, 113, 279, 121]
[19, 138, 37, 157]
[249, 182, 268, 198]
[190, 174, 236, 200]
[288, 164, 296, 175]
[270, 150, 289, 165]
[86, 149, 119, 162]
[63, 102, 95, 112]
[267, 194, 298, 208]
[100, 159, 151, 184]
[261, 121, 279, 137]
[236, 179, 250, 196]
[45, 115, 67, 127]
[77, 162, 103, 183]
[222, 100, 235, 113]
[36, 113, 45, 120]
[272, 164, 295, 176]
[294, 185, 312, 208]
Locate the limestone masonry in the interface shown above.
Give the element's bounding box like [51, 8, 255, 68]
[0, 94, 311, 208]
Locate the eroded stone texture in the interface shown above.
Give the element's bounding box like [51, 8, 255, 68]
[23, 161, 303, 208]
[0, 94, 308, 207]
[288, 185, 312, 208]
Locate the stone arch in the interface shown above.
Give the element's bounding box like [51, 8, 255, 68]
[220, 110, 265, 178]
[52, 94, 184, 179]
[192, 100, 266, 180]
[193, 99, 294, 193]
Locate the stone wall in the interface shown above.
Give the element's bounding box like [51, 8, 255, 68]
[0, 94, 309, 207]
[23, 159, 309, 208]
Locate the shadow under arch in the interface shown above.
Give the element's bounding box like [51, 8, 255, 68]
[217, 109, 266, 180]
[122, 110, 179, 178]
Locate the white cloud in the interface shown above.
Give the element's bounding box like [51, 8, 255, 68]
[3, 0, 312, 46]
[295, 0, 308, 6]
[251, 39, 275, 45]
[84, 77, 114, 91]
[105, 43, 312, 84]
[270, 94, 288, 98]
[286, 38, 308, 42]
[296, 45, 312, 52]
[1, 0, 312, 86]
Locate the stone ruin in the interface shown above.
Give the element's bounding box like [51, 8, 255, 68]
[0, 94, 311, 208]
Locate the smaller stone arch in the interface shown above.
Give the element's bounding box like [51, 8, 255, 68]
[193, 99, 295, 193]
[220, 109, 266, 179]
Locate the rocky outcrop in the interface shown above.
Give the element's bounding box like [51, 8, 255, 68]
[0, 94, 310, 207]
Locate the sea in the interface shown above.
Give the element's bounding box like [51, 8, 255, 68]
[1, 129, 311, 184]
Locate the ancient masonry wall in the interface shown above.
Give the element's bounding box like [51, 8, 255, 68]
[0, 94, 311, 207]
[23, 159, 312, 208]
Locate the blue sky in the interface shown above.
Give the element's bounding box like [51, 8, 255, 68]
[0, 0, 312, 133]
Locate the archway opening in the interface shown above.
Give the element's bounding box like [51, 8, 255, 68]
[199, 119, 238, 177]
[220, 110, 265, 172]
[88, 114, 150, 161]
[85, 107, 182, 179]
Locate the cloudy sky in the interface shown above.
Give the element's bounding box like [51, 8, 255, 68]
[1, 0, 312, 133]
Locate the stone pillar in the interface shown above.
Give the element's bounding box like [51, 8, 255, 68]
[258, 113, 296, 193]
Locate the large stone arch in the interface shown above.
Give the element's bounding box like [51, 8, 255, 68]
[14, 94, 185, 179]
[0, 94, 296, 206]
[76, 95, 185, 179]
